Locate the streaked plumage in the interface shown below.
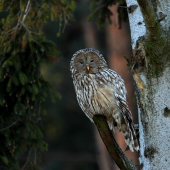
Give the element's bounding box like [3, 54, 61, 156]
[70, 48, 139, 152]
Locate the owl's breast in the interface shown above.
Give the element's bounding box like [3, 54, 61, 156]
[97, 83, 117, 109]
[74, 73, 117, 119]
[90, 74, 117, 114]
[73, 74, 100, 119]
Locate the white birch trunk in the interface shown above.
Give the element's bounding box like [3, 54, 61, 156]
[126, 0, 170, 169]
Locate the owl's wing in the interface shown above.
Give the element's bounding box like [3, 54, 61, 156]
[115, 93, 133, 124]
[73, 79, 95, 123]
[99, 69, 127, 98]
[101, 70, 132, 118]
[115, 93, 139, 151]
[99, 69, 139, 151]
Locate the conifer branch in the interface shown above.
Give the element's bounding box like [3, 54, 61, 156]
[22, 148, 32, 170]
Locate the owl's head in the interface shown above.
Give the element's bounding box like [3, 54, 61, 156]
[70, 48, 108, 75]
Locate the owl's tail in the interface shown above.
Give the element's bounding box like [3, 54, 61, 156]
[112, 101, 139, 152]
[120, 122, 139, 152]
[110, 111, 139, 152]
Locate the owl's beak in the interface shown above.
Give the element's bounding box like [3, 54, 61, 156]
[86, 65, 90, 72]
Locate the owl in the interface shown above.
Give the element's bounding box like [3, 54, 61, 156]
[70, 48, 139, 152]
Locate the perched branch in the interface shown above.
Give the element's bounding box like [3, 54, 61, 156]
[137, 0, 162, 41]
[93, 115, 136, 170]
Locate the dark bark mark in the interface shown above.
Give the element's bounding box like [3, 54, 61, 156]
[138, 22, 142, 25]
[158, 12, 167, 22]
[144, 146, 157, 160]
[127, 5, 138, 13]
[164, 107, 170, 117]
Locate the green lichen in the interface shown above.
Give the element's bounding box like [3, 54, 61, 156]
[145, 40, 163, 77]
[144, 35, 170, 78]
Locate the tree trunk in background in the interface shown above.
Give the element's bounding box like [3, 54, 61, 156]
[126, 0, 170, 169]
[83, 21, 113, 170]
[106, 4, 139, 169]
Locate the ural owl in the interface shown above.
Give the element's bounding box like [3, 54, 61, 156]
[70, 48, 139, 152]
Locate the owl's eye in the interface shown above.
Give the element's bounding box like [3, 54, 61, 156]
[91, 60, 94, 62]
[80, 61, 83, 64]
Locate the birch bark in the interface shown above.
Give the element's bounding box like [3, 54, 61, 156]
[126, 0, 170, 169]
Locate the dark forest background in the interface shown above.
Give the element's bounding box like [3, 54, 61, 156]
[40, 1, 107, 169]
[40, 1, 138, 169]
[0, 0, 139, 170]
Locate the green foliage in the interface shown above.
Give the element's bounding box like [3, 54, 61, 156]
[145, 40, 163, 77]
[0, 0, 75, 169]
[88, 0, 127, 29]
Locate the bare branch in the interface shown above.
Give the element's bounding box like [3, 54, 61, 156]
[21, 0, 31, 25]
[22, 148, 32, 170]
[0, 121, 18, 131]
